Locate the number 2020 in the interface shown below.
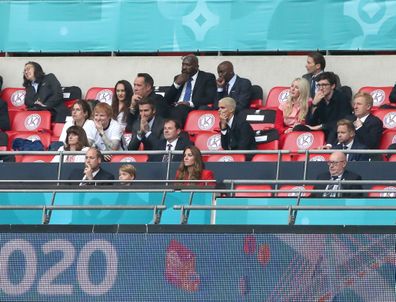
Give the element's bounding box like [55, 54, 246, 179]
[0, 239, 118, 296]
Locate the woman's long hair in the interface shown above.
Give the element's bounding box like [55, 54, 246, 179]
[111, 80, 133, 122]
[23, 61, 45, 87]
[283, 78, 310, 122]
[176, 145, 204, 180]
[64, 125, 89, 151]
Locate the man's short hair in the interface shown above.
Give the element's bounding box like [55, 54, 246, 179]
[137, 73, 154, 88]
[316, 71, 337, 86]
[88, 147, 103, 160]
[353, 91, 373, 107]
[308, 51, 326, 70]
[138, 98, 156, 111]
[164, 118, 181, 130]
[337, 119, 355, 133]
[93, 102, 113, 117]
[219, 97, 237, 111]
[119, 164, 136, 178]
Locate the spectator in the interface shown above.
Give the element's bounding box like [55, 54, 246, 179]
[215, 61, 252, 112]
[0, 98, 13, 162]
[118, 164, 136, 185]
[218, 97, 256, 153]
[279, 77, 310, 134]
[112, 80, 133, 130]
[59, 100, 96, 145]
[150, 119, 192, 162]
[322, 119, 369, 161]
[164, 54, 217, 127]
[126, 73, 168, 131]
[68, 147, 114, 185]
[52, 126, 90, 163]
[313, 151, 363, 198]
[23, 61, 69, 122]
[127, 98, 165, 151]
[85, 103, 123, 153]
[306, 72, 352, 140]
[389, 83, 396, 104]
[175, 146, 215, 186]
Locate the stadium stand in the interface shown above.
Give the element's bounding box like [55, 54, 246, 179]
[358, 86, 393, 109]
[84, 87, 114, 104]
[264, 86, 289, 108]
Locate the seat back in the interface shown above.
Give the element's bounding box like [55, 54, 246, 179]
[205, 154, 246, 162]
[282, 131, 325, 152]
[85, 87, 114, 104]
[184, 110, 220, 140]
[358, 86, 393, 108]
[0, 87, 26, 111]
[368, 185, 396, 197]
[277, 185, 314, 197]
[372, 109, 396, 129]
[16, 154, 54, 163]
[9, 132, 52, 150]
[10, 111, 51, 132]
[110, 154, 148, 163]
[378, 129, 396, 149]
[264, 86, 289, 108]
[294, 153, 330, 162]
[251, 153, 291, 162]
[194, 132, 223, 152]
[234, 184, 272, 197]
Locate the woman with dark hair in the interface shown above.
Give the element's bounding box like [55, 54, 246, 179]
[52, 126, 90, 163]
[112, 80, 133, 130]
[23, 61, 69, 122]
[176, 145, 215, 186]
[59, 100, 95, 145]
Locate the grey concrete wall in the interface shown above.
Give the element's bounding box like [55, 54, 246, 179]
[1, 55, 395, 99]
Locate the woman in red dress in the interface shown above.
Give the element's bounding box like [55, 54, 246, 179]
[175, 145, 215, 186]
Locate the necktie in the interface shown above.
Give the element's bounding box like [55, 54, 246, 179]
[224, 83, 229, 96]
[342, 144, 348, 150]
[162, 143, 172, 162]
[183, 78, 192, 102]
[323, 176, 339, 197]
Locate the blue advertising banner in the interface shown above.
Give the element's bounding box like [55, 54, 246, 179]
[0, 231, 394, 301]
[1, 1, 396, 52]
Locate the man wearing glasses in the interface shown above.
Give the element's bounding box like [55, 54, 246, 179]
[306, 72, 352, 140]
[313, 151, 363, 198]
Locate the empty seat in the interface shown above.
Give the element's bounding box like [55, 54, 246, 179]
[372, 109, 396, 129]
[281, 131, 325, 152]
[194, 132, 223, 152]
[264, 86, 289, 108]
[277, 185, 314, 197]
[110, 154, 148, 162]
[85, 87, 114, 104]
[62, 86, 82, 109]
[368, 185, 396, 197]
[16, 154, 55, 163]
[205, 154, 246, 162]
[234, 184, 272, 197]
[51, 122, 65, 142]
[0, 87, 26, 111]
[358, 86, 393, 108]
[294, 153, 330, 162]
[10, 111, 51, 132]
[256, 139, 279, 150]
[251, 153, 291, 162]
[184, 110, 220, 141]
[9, 132, 52, 150]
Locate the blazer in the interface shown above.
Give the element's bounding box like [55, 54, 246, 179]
[332, 140, 369, 161]
[164, 70, 217, 108]
[313, 169, 363, 198]
[68, 167, 115, 185]
[0, 98, 10, 131]
[215, 76, 252, 112]
[149, 135, 193, 162]
[127, 115, 165, 150]
[390, 84, 396, 104]
[24, 73, 69, 122]
[221, 113, 256, 151]
[346, 114, 383, 149]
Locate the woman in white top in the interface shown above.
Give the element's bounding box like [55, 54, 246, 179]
[52, 126, 90, 163]
[111, 80, 133, 130]
[59, 100, 96, 144]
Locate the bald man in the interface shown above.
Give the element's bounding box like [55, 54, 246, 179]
[313, 151, 363, 198]
[215, 61, 252, 112]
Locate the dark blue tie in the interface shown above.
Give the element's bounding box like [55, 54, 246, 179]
[310, 78, 316, 98]
[183, 78, 192, 102]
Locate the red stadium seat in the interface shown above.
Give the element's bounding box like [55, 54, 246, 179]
[51, 123, 65, 142]
[16, 154, 54, 163]
[194, 132, 223, 152]
[294, 153, 330, 162]
[10, 110, 51, 132]
[281, 131, 325, 152]
[0, 146, 6, 151]
[368, 185, 396, 197]
[8, 132, 52, 150]
[85, 87, 114, 104]
[378, 130, 396, 149]
[251, 153, 292, 162]
[372, 109, 396, 130]
[277, 185, 314, 197]
[256, 139, 279, 150]
[243, 108, 284, 131]
[234, 184, 272, 197]
[358, 86, 393, 108]
[0, 87, 26, 111]
[264, 86, 289, 108]
[249, 99, 263, 109]
[205, 154, 245, 162]
[184, 110, 220, 141]
[110, 154, 148, 163]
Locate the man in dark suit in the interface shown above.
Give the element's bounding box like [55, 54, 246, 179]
[126, 73, 169, 131]
[150, 119, 193, 162]
[68, 147, 114, 185]
[313, 151, 363, 198]
[0, 98, 14, 162]
[215, 61, 252, 112]
[127, 98, 165, 150]
[218, 97, 256, 156]
[324, 119, 369, 161]
[164, 54, 217, 127]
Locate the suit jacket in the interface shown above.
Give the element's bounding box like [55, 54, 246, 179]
[164, 70, 217, 108]
[344, 114, 383, 149]
[0, 98, 10, 131]
[150, 135, 193, 162]
[390, 84, 396, 104]
[68, 167, 115, 185]
[24, 73, 69, 122]
[332, 140, 369, 161]
[215, 76, 252, 111]
[221, 113, 256, 152]
[127, 115, 165, 150]
[313, 169, 363, 198]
